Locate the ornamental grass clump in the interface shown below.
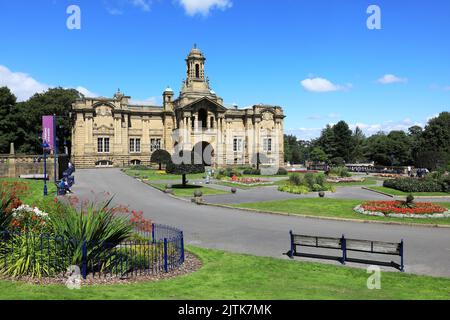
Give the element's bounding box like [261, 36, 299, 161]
[49, 198, 134, 273]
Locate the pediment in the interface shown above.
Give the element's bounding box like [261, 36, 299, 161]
[180, 97, 227, 113]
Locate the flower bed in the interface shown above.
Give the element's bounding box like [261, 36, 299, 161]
[326, 177, 365, 183]
[225, 176, 273, 186]
[354, 201, 450, 219]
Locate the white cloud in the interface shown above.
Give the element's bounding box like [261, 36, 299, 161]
[0, 65, 49, 101]
[377, 74, 408, 84]
[130, 96, 160, 106]
[131, 0, 151, 12]
[300, 77, 351, 93]
[106, 8, 124, 15]
[75, 86, 99, 97]
[178, 0, 232, 16]
[104, 0, 151, 15]
[0, 65, 97, 101]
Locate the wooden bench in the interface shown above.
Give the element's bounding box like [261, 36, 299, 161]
[19, 174, 48, 180]
[286, 231, 404, 271]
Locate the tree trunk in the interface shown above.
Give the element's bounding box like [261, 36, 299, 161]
[159, 163, 162, 170]
[182, 174, 187, 186]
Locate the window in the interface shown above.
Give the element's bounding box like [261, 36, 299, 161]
[263, 138, 272, 152]
[131, 160, 141, 166]
[233, 138, 243, 152]
[195, 64, 200, 78]
[130, 138, 141, 153]
[151, 138, 161, 152]
[98, 138, 110, 153]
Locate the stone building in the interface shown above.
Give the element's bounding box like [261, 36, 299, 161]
[71, 46, 285, 169]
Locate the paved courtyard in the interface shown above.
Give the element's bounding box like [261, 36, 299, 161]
[73, 169, 450, 278]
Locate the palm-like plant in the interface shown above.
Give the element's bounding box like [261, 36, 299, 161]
[49, 198, 134, 275]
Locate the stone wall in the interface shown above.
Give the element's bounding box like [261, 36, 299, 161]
[0, 154, 68, 180]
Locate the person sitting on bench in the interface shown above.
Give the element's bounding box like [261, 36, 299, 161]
[59, 178, 73, 194]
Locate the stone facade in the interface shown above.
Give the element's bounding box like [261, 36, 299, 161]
[71, 46, 285, 169]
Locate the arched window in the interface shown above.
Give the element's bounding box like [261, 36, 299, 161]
[131, 160, 141, 166]
[195, 64, 200, 78]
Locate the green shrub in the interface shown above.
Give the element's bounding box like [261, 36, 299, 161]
[304, 173, 316, 189]
[329, 167, 351, 178]
[242, 168, 261, 175]
[278, 185, 309, 194]
[383, 178, 443, 193]
[0, 233, 67, 278]
[215, 167, 242, 179]
[277, 168, 288, 175]
[289, 173, 303, 186]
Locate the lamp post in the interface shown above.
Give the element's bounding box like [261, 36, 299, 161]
[42, 141, 50, 196]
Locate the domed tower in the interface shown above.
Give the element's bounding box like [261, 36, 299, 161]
[187, 44, 206, 82]
[180, 44, 211, 96]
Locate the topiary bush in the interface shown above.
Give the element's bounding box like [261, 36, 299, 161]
[277, 168, 288, 176]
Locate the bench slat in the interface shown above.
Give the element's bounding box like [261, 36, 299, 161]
[293, 235, 342, 249]
[346, 239, 400, 254]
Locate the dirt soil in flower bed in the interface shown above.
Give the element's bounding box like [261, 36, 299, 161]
[0, 252, 202, 286]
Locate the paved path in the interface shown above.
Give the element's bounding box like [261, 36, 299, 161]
[203, 185, 392, 204]
[73, 169, 450, 278]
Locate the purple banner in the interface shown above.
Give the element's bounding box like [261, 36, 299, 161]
[42, 115, 55, 151]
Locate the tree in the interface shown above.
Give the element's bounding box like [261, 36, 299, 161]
[310, 147, 328, 163]
[1, 86, 80, 155]
[332, 121, 353, 162]
[150, 149, 171, 170]
[166, 151, 205, 186]
[350, 126, 366, 163]
[415, 112, 450, 170]
[0, 87, 18, 153]
[314, 125, 335, 159]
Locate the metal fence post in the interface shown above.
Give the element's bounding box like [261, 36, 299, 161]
[289, 230, 295, 258]
[163, 238, 168, 273]
[341, 234, 347, 265]
[82, 240, 87, 279]
[152, 224, 155, 244]
[400, 239, 405, 272]
[180, 232, 185, 264]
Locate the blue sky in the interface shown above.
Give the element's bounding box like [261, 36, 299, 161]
[0, 0, 449, 139]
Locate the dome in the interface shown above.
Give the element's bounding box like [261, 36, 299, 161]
[164, 87, 173, 93]
[187, 44, 204, 59]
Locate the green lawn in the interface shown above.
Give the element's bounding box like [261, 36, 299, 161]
[368, 186, 450, 197]
[149, 183, 229, 197]
[332, 177, 378, 187]
[0, 178, 57, 205]
[0, 246, 449, 300]
[123, 168, 206, 181]
[231, 198, 450, 226]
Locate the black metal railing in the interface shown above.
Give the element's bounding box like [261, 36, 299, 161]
[0, 224, 184, 280]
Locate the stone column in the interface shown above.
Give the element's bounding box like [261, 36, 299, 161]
[194, 114, 199, 132]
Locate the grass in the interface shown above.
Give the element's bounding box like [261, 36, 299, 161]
[368, 186, 450, 197]
[0, 246, 449, 300]
[123, 168, 206, 181]
[0, 178, 57, 205]
[149, 183, 229, 197]
[331, 177, 378, 187]
[231, 198, 450, 226]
